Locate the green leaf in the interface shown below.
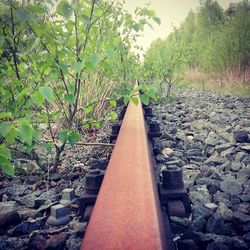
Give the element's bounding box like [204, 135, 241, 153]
[140, 94, 149, 105]
[130, 96, 139, 106]
[57, 62, 68, 73]
[39, 87, 54, 102]
[109, 99, 116, 107]
[124, 95, 130, 105]
[153, 16, 161, 25]
[110, 112, 118, 121]
[0, 112, 12, 119]
[72, 61, 84, 73]
[16, 10, 31, 22]
[92, 121, 100, 129]
[86, 53, 101, 70]
[19, 120, 33, 145]
[43, 142, 52, 154]
[105, 49, 115, 60]
[5, 127, 18, 143]
[31, 91, 44, 107]
[59, 130, 68, 143]
[68, 132, 80, 147]
[56, 0, 73, 18]
[0, 145, 11, 161]
[1, 163, 14, 176]
[0, 122, 11, 137]
[85, 106, 93, 114]
[64, 94, 75, 105]
[0, 145, 14, 175]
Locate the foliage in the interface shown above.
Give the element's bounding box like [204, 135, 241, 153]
[143, 0, 250, 87]
[0, 0, 160, 175]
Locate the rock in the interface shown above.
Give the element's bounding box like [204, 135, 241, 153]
[217, 202, 233, 221]
[190, 187, 211, 205]
[220, 180, 243, 195]
[243, 232, 250, 241]
[8, 217, 46, 236]
[204, 203, 217, 212]
[45, 233, 68, 250]
[162, 147, 174, 157]
[221, 147, 235, 158]
[206, 241, 229, 250]
[0, 210, 21, 229]
[26, 233, 47, 250]
[230, 162, 242, 172]
[240, 144, 250, 152]
[39, 189, 60, 203]
[193, 232, 248, 249]
[49, 173, 62, 182]
[0, 236, 28, 249]
[192, 203, 213, 220]
[205, 156, 226, 166]
[15, 193, 37, 208]
[0, 201, 17, 212]
[191, 216, 206, 232]
[213, 192, 231, 207]
[234, 130, 249, 143]
[185, 149, 202, 159]
[177, 239, 199, 250]
[169, 216, 190, 228]
[215, 144, 233, 154]
[235, 151, 248, 162]
[220, 132, 235, 143]
[65, 235, 82, 250]
[207, 179, 220, 194]
[206, 212, 224, 234]
[237, 168, 250, 184]
[5, 185, 28, 199]
[233, 211, 250, 225]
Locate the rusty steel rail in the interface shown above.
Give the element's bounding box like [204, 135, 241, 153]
[81, 84, 174, 250]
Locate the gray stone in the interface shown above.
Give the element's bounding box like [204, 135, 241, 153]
[185, 148, 202, 158]
[235, 151, 248, 162]
[8, 217, 46, 236]
[193, 232, 248, 249]
[220, 180, 243, 195]
[170, 216, 190, 228]
[0, 201, 17, 212]
[206, 212, 224, 234]
[192, 203, 214, 220]
[215, 143, 233, 154]
[191, 216, 206, 232]
[217, 202, 233, 221]
[5, 186, 28, 199]
[221, 147, 235, 158]
[240, 144, 250, 152]
[65, 235, 82, 250]
[230, 162, 242, 172]
[243, 232, 250, 241]
[204, 203, 218, 212]
[205, 156, 226, 166]
[213, 192, 232, 207]
[162, 147, 174, 157]
[206, 241, 229, 250]
[190, 186, 212, 205]
[233, 211, 250, 224]
[234, 130, 249, 143]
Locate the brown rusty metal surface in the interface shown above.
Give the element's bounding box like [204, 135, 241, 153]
[81, 90, 169, 249]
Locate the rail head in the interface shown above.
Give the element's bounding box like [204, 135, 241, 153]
[81, 86, 169, 250]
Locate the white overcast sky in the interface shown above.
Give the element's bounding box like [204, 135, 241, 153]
[118, 0, 240, 55]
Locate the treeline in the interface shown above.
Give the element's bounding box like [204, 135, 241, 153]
[143, 0, 250, 85]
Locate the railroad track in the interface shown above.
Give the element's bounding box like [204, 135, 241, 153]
[80, 83, 190, 250]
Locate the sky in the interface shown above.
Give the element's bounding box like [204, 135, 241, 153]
[119, 0, 240, 55]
